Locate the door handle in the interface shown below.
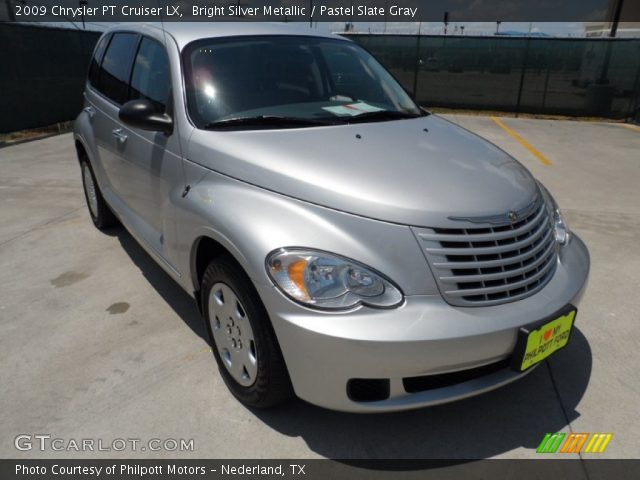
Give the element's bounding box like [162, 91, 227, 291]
[111, 128, 128, 144]
[83, 106, 95, 119]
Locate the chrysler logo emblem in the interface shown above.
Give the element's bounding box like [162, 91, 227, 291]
[448, 197, 539, 225]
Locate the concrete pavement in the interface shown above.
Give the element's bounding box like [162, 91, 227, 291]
[0, 116, 639, 463]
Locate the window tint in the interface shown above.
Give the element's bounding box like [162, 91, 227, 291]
[183, 36, 419, 127]
[129, 38, 171, 112]
[97, 33, 138, 105]
[88, 34, 109, 86]
[321, 46, 386, 101]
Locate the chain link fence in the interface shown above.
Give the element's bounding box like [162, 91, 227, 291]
[0, 23, 100, 133]
[347, 34, 640, 120]
[2, 26, 640, 134]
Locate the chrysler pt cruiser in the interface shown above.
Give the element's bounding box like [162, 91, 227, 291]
[73, 23, 589, 412]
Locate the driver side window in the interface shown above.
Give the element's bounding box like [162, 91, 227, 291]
[129, 37, 171, 113]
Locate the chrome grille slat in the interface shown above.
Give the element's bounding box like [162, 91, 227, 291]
[439, 241, 556, 283]
[417, 203, 546, 243]
[412, 199, 558, 307]
[431, 229, 553, 269]
[424, 218, 548, 256]
[443, 257, 556, 296]
[445, 280, 550, 307]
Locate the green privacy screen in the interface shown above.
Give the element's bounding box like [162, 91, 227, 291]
[347, 34, 640, 120]
[0, 24, 100, 133]
[2, 25, 640, 134]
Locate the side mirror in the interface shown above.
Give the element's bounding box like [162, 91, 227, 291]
[119, 99, 173, 134]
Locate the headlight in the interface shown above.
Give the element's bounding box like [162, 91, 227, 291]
[266, 249, 403, 310]
[538, 182, 570, 245]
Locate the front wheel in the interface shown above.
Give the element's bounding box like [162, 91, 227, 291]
[201, 255, 293, 408]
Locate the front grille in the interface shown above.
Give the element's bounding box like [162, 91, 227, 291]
[413, 199, 558, 306]
[403, 358, 511, 393]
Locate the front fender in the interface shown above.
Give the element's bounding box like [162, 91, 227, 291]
[173, 165, 439, 297]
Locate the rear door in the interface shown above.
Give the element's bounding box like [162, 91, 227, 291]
[82, 33, 111, 186]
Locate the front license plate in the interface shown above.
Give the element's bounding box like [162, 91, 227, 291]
[512, 307, 577, 372]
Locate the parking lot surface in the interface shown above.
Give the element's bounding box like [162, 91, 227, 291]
[1, 115, 639, 463]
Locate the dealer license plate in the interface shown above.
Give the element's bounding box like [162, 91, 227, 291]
[513, 307, 577, 372]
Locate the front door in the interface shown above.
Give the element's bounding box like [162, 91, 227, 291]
[115, 36, 183, 261]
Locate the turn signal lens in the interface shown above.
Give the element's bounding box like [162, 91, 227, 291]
[287, 259, 309, 300]
[553, 208, 570, 245]
[538, 182, 570, 246]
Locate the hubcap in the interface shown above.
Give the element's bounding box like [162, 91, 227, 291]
[208, 283, 257, 387]
[82, 164, 98, 218]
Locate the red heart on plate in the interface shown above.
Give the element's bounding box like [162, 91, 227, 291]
[543, 329, 553, 341]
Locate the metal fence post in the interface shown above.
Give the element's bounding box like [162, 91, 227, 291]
[515, 37, 531, 117]
[412, 34, 421, 101]
[540, 50, 552, 114]
[625, 42, 640, 120]
[5, 0, 15, 20]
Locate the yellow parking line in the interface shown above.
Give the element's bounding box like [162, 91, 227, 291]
[619, 123, 640, 132]
[491, 116, 552, 166]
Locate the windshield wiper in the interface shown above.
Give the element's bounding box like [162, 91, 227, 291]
[344, 110, 423, 124]
[202, 115, 336, 130]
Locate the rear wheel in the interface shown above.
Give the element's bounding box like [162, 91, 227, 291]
[201, 255, 293, 408]
[81, 160, 117, 230]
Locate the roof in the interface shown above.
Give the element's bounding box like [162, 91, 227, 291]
[104, 22, 344, 50]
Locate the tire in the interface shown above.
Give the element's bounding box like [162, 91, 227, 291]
[80, 159, 118, 230]
[201, 255, 293, 408]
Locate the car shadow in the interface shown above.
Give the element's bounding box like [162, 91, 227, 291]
[111, 225, 592, 461]
[112, 227, 208, 342]
[253, 328, 592, 461]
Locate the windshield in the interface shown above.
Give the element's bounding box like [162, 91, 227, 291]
[182, 35, 421, 129]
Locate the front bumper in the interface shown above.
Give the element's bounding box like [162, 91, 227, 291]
[257, 234, 590, 412]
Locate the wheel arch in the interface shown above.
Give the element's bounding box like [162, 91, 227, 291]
[190, 235, 253, 313]
[75, 137, 90, 164]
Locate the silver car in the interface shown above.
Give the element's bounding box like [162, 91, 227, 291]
[73, 23, 589, 412]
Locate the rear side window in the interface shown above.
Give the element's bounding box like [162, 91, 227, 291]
[97, 33, 139, 105]
[129, 38, 171, 113]
[88, 34, 110, 86]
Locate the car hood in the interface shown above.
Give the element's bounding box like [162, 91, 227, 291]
[187, 115, 539, 227]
